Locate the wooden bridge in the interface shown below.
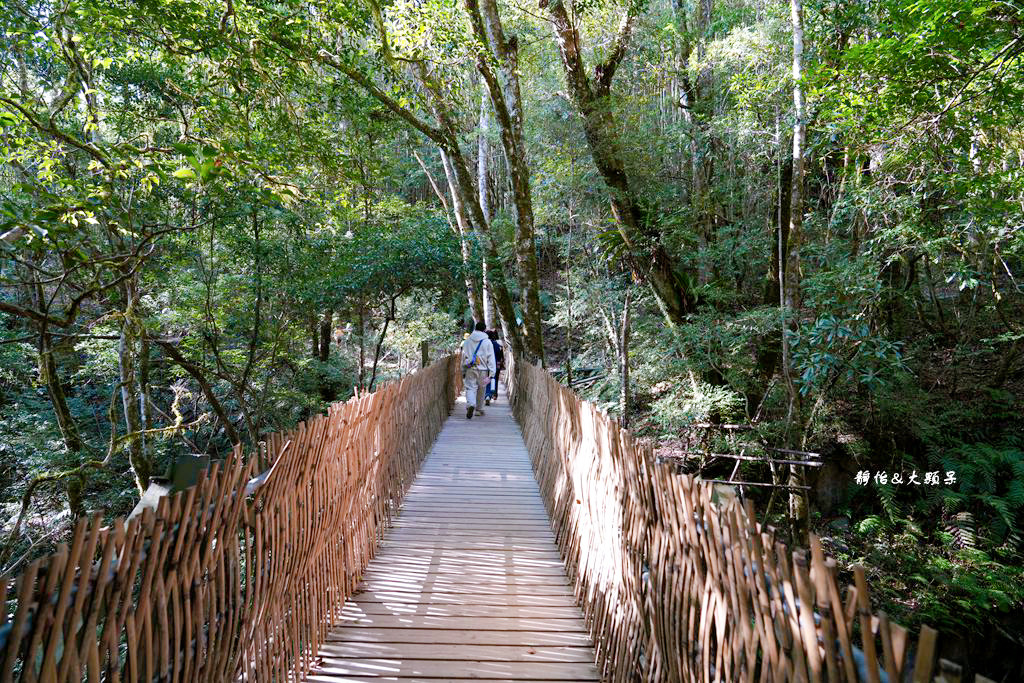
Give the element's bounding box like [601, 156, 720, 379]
[307, 397, 599, 681]
[0, 356, 990, 682]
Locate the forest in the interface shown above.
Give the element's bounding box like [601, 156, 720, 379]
[1, 0, 1022, 675]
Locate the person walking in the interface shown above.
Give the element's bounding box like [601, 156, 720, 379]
[461, 321, 495, 419]
[485, 329, 504, 405]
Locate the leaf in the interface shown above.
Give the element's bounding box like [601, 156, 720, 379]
[172, 168, 196, 180]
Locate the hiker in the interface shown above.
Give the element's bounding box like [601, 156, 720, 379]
[461, 321, 495, 419]
[485, 329, 504, 405]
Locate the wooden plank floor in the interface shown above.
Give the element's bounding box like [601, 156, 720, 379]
[305, 388, 600, 683]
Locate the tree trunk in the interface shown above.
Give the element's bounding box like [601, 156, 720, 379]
[482, 259, 495, 329]
[446, 140, 525, 358]
[478, 86, 493, 226]
[318, 310, 333, 362]
[358, 304, 366, 390]
[310, 316, 319, 359]
[138, 332, 151, 467]
[467, 0, 545, 363]
[414, 149, 484, 323]
[682, 0, 716, 284]
[565, 215, 575, 385]
[155, 340, 241, 445]
[139, 332, 151, 424]
[36, 329, 87, 517]
[369, 297, 397, 391]
[440, 150, 486, 322]
[28, 271, 86, 516]
[766, 111, 793, 306]
[313, 39, 526, 358]
[417, 69, 526, 358]
[785, 0, 808, 538]
[119, 283, 150, 494]
[35, 329, 83, 456]
[316, 309, 336, 401]
[43, 343, 82, 443]
[479, 89, 496, 330]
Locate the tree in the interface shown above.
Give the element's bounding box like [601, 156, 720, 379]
[783, 0, 808, 534]
[541, 0, 698, 326]
[464, 0, 545, 362]
[259, 3, 533, 359]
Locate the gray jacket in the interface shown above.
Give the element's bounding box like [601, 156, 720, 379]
[461, 330, 496, 376]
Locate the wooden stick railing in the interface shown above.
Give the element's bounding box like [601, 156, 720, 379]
[508, 356, 989, 683]
[0, 355, 460, 683]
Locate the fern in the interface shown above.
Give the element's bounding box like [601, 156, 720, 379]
[857, 514, 887, 536]
[979, 494, 1016, 539]
[921, 485, 949, 514]
[1008, 479, 1024, 509]
[945, 511, 977, 549]
[977, 447, 999, 493]
[940, 490, 967, 514]
[1011, 452, 1024, 473]
[877, 483, 903, 523]
[935, 443, 1024, 549]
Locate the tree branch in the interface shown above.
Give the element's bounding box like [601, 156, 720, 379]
[542, 0, 595, 108]
[309, 49, 448, 146]
[595, 4, 638, 95]
[464, 0, 520, 148]
[154, 339, 242, 445]
[412, 150, 457, 234]
[0, 96, 111, 168]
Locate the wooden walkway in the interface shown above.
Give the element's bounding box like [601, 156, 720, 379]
[304, 389, 601, 682]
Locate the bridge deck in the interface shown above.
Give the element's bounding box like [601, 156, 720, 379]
[304, 389, 600, 682]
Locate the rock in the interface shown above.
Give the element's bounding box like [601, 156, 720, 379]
[829, 516, 851, 532]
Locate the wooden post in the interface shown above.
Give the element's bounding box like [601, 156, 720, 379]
[420, 341, 429, 368]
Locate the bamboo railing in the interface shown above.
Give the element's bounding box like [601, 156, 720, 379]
[509, 358, 989, 683]
[0, 355, 459, 683]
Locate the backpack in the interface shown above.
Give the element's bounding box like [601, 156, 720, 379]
[463, 339, 484, 369]
[492, 339, 504, 367]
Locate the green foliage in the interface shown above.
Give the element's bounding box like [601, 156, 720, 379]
[856, 514, 887, 537]
[1, 0, 1022, 666]
[790, 314, 908, 394]
[827, 527, 1024, 634]
[650, 381, 746, 431]
[386, 307, 459, 365]
[935, 443, 1024, 547]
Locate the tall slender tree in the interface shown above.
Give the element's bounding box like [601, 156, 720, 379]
[784, 0, 809, 535]
[464, 0, 545, 363]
